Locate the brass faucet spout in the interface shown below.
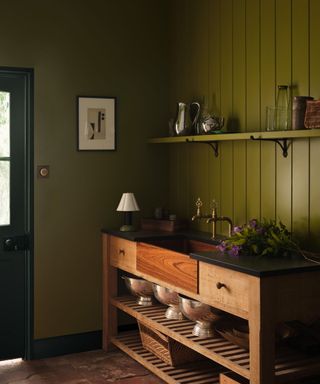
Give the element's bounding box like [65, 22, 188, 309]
[191, 198, 233, 238]
[219, 216, 233, 237]
[206, 216, 233, 238]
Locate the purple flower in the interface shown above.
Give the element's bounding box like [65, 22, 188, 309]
[228, 245, 241, 257]
[217, 243, 226, 253]
[233, 226, 243, 234]
[249, 219, 258, 228]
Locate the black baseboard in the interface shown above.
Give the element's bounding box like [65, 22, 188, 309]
[32, 330, 102, 359]
[32, 324, 138, 359]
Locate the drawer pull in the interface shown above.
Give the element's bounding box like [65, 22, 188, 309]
[119, 249, 125, 255]
[216, 282, 226, 290]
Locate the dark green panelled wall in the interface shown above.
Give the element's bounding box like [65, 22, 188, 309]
[0, 1, 169, 338]
[168, 0, 320, 248]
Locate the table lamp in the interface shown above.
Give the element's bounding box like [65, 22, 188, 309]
[116, 192, 140, 231]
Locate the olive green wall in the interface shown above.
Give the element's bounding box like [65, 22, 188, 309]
[168, 0, 320, 247]
[0, 1, 169, 338]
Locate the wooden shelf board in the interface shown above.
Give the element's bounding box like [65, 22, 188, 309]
[148, 129, 320, 144]
[112, 330, 224, 384]
[112, 296, 250, 379]
[112, 296, 320, 383]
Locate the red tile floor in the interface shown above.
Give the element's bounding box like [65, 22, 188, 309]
[0, 349, 164, 384]
[2, 349, 320, 384]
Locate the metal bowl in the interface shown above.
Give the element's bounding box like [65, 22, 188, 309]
[122, 276, 154, 306]
[179, 295, 222, 337]
[152, 284, 184, 320]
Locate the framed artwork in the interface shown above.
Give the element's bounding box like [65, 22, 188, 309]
[77, 96, 116, 150]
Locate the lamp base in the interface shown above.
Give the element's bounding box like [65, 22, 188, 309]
[120, 224, 136, 232]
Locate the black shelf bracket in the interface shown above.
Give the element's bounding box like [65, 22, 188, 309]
[185, 138, 219, 157]
[250, 135, 290, 158]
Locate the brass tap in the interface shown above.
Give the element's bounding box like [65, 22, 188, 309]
[206, 215, 233, 238]
[206, 200, 233, 238]
[191, 198, 233, 238]
[191, 198, 208, 221]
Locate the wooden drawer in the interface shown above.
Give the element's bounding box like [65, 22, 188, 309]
[109, 236, 136, 272]
[136, 242, 198, 294]
[199, 262, 249, 316]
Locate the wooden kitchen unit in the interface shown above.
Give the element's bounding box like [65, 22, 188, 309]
[102, 230, 320, 384]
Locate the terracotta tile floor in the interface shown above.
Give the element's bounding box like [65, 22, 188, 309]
[0, 349, 164, 384]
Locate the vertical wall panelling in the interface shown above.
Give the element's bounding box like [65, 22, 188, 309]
[219, 0, 234, 234]
[169, 0, 191, 222]
[233, 142, 247, 226]
[309, 0, 320, 99]
[260, 0, 276, 220]
[169, 0, 189, 114]
[246, 0, 261, 132]
[309, 0, 320, 248]
[189, 144, 210, 232]
[169, 145, 182, 217]
[310, 138, 320, 248]
[292, 0, 310, 238]
[208, 0, 222, 233]
[181, 145, 191, 219]
[275, 0, 292, 229]
[169, 0, 320, 248]
[188, 0, 210, 99]
[246, 0, 261, 221]
[187, 0, 210, 232]
[233, 0, 247, 226]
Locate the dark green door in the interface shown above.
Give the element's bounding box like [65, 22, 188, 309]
[0, 69, 33, 360]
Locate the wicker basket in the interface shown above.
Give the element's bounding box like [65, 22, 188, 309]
[138, 321, 202, 366]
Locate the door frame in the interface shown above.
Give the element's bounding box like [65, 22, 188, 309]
[0, 66, 34, 360]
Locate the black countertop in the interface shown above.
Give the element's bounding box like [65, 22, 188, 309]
[190, 250, 320, 277]
[102, 228, 320, 277]
[101, 228, 223, 244]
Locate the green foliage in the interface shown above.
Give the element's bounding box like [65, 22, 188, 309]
[218, 219, 300, 258]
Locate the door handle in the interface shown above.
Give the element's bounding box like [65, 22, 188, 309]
[3, 235, 29, 252]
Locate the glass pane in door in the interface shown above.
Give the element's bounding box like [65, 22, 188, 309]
[0, 91, 10, 226]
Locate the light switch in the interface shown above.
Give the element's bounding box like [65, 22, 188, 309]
[37, 165, 50, 178]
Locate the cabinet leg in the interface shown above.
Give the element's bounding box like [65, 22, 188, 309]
[249, 278, 276, 384]
[102, 234, 118, 351]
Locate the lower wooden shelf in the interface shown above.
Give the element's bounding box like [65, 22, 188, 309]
[112, 330, 224, 384]
[112, 296, 250, 379]
[111, 296, 320, 383]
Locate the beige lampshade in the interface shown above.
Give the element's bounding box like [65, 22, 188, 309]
[116, 193, 140, 212]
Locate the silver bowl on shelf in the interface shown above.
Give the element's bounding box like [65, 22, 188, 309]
[179, 295, 223, 337]
[152, 283, 184, 320]
[122, 276, 154, 306]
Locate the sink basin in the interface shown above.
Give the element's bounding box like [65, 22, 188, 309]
[143, 237, 218, 255]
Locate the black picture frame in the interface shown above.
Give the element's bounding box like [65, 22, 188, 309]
[77, 96, 116, 151]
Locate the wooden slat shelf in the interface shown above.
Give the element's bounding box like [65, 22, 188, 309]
[111, 296, 320, 383]
[148, 129, 320, 144]
[112, 330, 224, 384]
[112, 296, 250, 379]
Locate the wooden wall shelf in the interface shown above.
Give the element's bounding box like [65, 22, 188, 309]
[148, 129, 320, 144]
[148, 130, 320, 157]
